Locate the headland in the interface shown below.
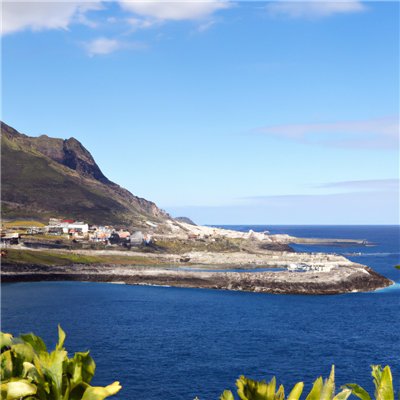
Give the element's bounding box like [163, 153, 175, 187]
[1, 222, 393, 295]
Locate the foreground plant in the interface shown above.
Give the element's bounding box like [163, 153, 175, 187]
[0, 326, 121, 400]
[218, 365, 395, 400]
[342, 365, 394, 400]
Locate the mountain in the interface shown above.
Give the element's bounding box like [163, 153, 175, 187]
[174, 217, 197, 226]
[1, 122, 169, 228]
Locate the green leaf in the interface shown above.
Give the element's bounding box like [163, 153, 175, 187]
[235, 376, 279, 400]
[274, 384, 285, 400]
[320, 366, 335, 400]
[9, 342, 36, 378]
[305, 377, 324, 400]
[265, 377, 277, 400]
[11, 342, 35, 363]
[333, 389, 352, 400]
[375, 366, 394, 400]
[371, 366, 383, 395]
[69, 382, 90, 400]
[80, 382, 121, 400]
[220, 390, 236, 400]
[340, 383, 372, 400]
[287, 382, 304, 400]
[22, 361, 50, 399]
[56, 326, 66, 351]
[20, 333, 48, 355]
[41, 348, 68, 400]
[0, 379, 37, 400]
[236, 377, 248, 400]
[1, 333, 13, 352]
[1, 351, 13, 380]
[236, 377, 246, 393]
[66, 351, 96, 389]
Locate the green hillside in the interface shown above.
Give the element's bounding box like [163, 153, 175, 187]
[1, 122, 169, 228]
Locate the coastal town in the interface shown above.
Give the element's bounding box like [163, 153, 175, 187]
[1, 217, 394, 295]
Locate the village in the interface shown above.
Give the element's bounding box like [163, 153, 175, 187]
[0, 217, 367, 273]
[1, 219, 394, 295]
[0, 218, 162, 247]
[0, 217, 292, 248]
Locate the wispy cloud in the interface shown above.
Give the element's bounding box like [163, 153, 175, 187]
[251, 114, 399, 150]
[126, 18, 157, 30]
[316, 179, 399, 191]
[264, 0, 368, 20]
[83, 37, 147, 57]
[165, 190, 399, 225]
[198, 20, 216, 32]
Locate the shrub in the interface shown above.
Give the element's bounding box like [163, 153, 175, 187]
[0, 326, 121, 400]
[216, 365, 394, 400]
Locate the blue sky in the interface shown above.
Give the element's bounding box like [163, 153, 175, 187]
[2, 1, 399, 224]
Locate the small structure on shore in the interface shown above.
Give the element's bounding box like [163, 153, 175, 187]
[288, 263, 334, 272]
[1, 232, 19, 246]
[130, 231, 144, 247]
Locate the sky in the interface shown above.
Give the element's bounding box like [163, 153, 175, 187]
[1, 0, 399, 225]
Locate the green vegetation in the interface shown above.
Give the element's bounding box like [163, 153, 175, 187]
[28, 235, 66, 240]
[1, 124, 166, 229]
[341, 366, 394, 400]
[218, 366, 395, 400]
[2, 221, 46, 228]
[152, 238, 242, 254]
[0, 326, 121, 400]
[3, 249, 161, 266]
[1, 324, 395, 400]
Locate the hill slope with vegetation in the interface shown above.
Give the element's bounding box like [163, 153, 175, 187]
[1, 122, 169, 228]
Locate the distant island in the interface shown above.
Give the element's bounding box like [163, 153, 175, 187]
[1, 122, 393, 295]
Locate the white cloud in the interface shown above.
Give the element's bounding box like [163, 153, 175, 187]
[1, 1, 232, 36]
[265, 0, 368, 20]
[75, 12, 99, 28]
[127, 18, 157, 30]
[316, 179, 399, 191]
[83, 36, 147, 56]
[1, 1, 103, 35]
[198, 20, 216, 32]
[119, 0, 232, 21]
[252, 114, 399, 150]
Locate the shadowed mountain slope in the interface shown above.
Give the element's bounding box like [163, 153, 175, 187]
[1, 122, 169, 228]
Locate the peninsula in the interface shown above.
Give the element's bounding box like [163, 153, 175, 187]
[1, 122, 393, 294]
[1, 221, 393, 294]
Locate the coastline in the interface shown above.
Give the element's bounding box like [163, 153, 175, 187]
[1, 261, 394, 295]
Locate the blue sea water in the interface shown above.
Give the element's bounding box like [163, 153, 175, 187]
[1, 226, 399, 400]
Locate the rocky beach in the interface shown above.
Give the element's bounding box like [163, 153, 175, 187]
[2, 223, 395, 295]
[1, 255, 394, 295]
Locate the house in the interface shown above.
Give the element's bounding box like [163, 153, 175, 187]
[130, 231, 144, 247]
[1, 232, 19, 245]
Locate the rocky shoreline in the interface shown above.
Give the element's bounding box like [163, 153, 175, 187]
[1, 261, 393, 295]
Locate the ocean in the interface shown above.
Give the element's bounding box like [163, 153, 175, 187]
[1, 225, 399, 400]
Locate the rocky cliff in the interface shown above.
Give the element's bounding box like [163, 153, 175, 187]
[1, 122, 169, 227]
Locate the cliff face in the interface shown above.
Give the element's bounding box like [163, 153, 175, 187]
[1, 122, 169, 227]
[32, 136, 113, 184]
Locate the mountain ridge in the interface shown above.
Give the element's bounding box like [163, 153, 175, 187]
[1, 122, 169, 228]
